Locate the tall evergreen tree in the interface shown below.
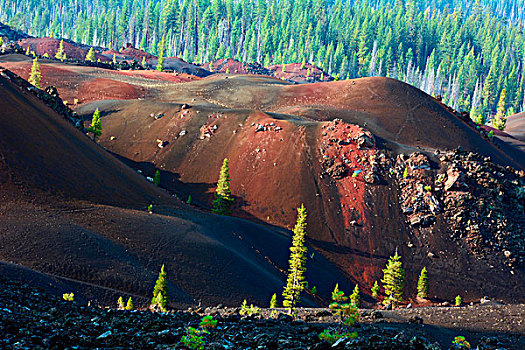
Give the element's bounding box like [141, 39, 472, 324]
[55, 40, 66, 61]
[270, 293, 278, 308]
[417, 267, 428, 299]
[85, 47, 96, 62]
[28, 57, 42, 89]
[212, 158, 234, 215]
[381, 251, 405, 307]
[151, 264, 169, 311]
[482, 65, 498, 109]
[282, 204, 308, 313]
[156, 34, 166, 71]
[371, 281, 380, 299]
[88, 108, 102, 141]
[493, 88, 507, 130]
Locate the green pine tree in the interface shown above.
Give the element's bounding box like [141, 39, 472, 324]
[126, 297, 134, 310]
[28, 57, 42, 89]
[455, 295, 462, 306]
[151, 264, 169, 311]
[212, 158, 234, 215]
[270, 293, 278, 308]
[349, 284, 360, 307]
[381, 252, 405, 307]
[0, 37, 3, 48]
[154, 169, 161, 186]
[85, 47, 96, 62]
[157, 34, 166, 71]
[142, 56, 147, 68]
[493, 89, 507, 130]
[282, 204, 308, 313]
[371, 281, 380, 299]
[112, 53, 117, 64]
[417, 267, 429, 299]
[117, 296, 125, 309]
[88, 108, 102, 141]
[482, 65, 497, 108]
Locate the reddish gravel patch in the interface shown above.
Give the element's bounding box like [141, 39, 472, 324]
[18, 38, 110, 62]
[77, 78, 144, 101]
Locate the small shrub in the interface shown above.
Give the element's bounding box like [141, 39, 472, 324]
[180, 327, 206, 350]
[186, 195, 192, 204]
[349, 285, 360, 308]
[329, 284, 359, 325]
[63, 293, 74, 302]
[371, 281, 380, 299]
[117, 296, 125, 309]
[125, 297, 133, 310]
[452, 336, 471, 349]
[148, 204, 153, 213]
[199, 315, 217, 330]
[239, 299, 260, 315]
[318, 329, 357, 345]
[154, 170, 161, 186]
[455, 295, 462, 306]
[311, 286, 317, 295]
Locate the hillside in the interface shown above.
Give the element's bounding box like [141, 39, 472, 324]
[61, 70, 524, 303]
[506, 112, 525, 142]
[0, 66, 351, 308]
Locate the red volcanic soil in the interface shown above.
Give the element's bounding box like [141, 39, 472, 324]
[506, 112, 525, 141]
[77, 77, 144, 101]
[206, 58, 252, 73]
[18, 37, 111, 62]
[0, 54, 197, 104]
[79, 74, 525, 304]
[116, 45, 156, 62]
[3, 55, 523, 306]
[268, 62, 332, 83]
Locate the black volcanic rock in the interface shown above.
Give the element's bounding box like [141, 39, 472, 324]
[0, 22, 31, 42]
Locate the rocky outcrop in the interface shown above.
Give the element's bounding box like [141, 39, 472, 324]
[0, 22, 31, 42]
[0, 68, 83, 129]
[438, 149, 525, 268]
[394, 148, 525, 268]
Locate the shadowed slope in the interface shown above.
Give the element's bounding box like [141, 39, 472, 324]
[0, 69, 350, 307]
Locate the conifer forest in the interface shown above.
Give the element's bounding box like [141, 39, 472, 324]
[2, 0, 525, 120]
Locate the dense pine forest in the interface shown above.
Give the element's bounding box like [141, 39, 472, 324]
[1, 0, 525, 124]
